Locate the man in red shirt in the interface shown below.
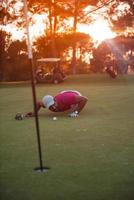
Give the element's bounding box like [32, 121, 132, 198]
[26, 90, 88, 118]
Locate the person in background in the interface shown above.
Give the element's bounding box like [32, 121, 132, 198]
[52, 64, 66, 83]
[35, 65, 45, 80]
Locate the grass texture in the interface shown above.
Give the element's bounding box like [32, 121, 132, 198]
[0, 74, 134, 200]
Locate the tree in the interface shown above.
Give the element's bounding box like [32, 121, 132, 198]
[63, 0, 99, 74]
[27, 0, 98, 73]
[34, 32, 92, 59]
[91, 35, 134, 74]
[0, 30, 11, 80]
[7, 40, 31, 81]
[108, 0, 134, 33]
[28, 0, 74, 56]
[0, 0, 24, 25]
[1, 0, 134, 80]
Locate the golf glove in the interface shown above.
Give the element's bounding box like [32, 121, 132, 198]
[69, 111, 79, 118]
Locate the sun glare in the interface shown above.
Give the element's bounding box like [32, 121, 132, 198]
[78, 19, 116, 43]
[29, 14, 47, 41]
[2, 12, 116, 44]
[3, 24, 25, 41]
[1, 14, 48, 42]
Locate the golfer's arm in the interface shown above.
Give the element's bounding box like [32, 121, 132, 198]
[71, 96, 88, 113]
[26, 101, 44, 117]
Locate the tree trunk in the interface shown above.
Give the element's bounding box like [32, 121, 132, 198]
[71, 0, 78, 74]
[48, 0, 57, 57]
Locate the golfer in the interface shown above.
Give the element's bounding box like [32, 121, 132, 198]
[26, 90, 88, 117]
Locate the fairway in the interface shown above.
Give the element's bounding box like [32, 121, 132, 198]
[0, 74, 134, 200]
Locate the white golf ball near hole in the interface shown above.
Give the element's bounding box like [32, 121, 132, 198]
[53, 117, 57, 120]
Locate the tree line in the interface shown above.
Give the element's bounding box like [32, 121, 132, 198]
[0, 0, 134, 81]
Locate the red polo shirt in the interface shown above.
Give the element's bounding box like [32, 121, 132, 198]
[54, 91, 79, 111]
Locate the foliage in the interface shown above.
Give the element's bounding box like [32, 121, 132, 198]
[34, 32, 91, 56]
[90, 35, 134, 73]
[0, 0, 134, 80]
[34, 32, 93, 74]
[7, 40, 30, 81]
[27, 1, 99, 73]
[108, 0, 134, 32]
[0, 39, 31, 81]
[0, 0, 24, 25]
[0, 30, 12, 80]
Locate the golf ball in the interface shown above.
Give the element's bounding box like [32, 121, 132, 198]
[53, 117, 57, 121]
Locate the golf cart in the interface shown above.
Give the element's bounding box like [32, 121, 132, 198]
[35, 58, 66, 84]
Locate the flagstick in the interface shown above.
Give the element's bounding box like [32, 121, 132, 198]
[23, 0, 49, 172]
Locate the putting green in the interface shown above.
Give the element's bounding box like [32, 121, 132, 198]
[0, 74, 134, 200]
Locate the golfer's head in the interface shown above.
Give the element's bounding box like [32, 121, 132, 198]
[42, 95, 55, 108]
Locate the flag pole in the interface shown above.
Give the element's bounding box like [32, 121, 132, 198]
[23, 0, 49, 172]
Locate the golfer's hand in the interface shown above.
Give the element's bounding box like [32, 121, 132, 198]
[25, 112, 34, 117]
[69, 111, 79, 118]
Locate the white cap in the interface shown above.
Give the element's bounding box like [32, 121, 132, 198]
[42, 95, 54, 108]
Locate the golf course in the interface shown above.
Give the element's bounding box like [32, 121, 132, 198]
[0, 74, 134, 200]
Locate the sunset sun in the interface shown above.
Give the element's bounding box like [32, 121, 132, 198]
[78, 19, 116, 43]
[3, 14, 116, 43]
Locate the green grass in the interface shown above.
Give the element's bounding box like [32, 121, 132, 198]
[0, 74, 134, 200]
